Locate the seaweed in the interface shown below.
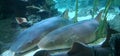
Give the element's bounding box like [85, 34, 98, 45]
[96, 0, 113, 40]
[92, 0, 99, 18]
[74, 0, 78, 23]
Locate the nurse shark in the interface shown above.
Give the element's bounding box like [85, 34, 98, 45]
[1, 9, 73, 56]
[38, 10, 103, 50]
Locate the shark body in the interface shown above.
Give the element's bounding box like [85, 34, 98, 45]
[38, 11, 103, 50]
[1, 10, 73, 56]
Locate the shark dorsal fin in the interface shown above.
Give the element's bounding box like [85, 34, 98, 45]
[95, 10, 103, 22]
[61, 9, 69, 19]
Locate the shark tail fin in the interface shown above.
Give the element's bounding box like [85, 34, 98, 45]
[1, 50, 15, 56]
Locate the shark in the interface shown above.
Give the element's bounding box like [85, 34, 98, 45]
[38, 10, 103, 50]
[1, 9, 73, 56]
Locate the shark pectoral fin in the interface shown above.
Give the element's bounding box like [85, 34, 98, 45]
[95, 10, 104, 22]
[61, 9, 69, 19]
[68, 42, 90, 55]
[68, 42, 94, 56]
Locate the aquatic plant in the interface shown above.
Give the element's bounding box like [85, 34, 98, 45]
[74, 0, 78, 23]
[92, 0, 99, 18]
[96, 0, 113, 39]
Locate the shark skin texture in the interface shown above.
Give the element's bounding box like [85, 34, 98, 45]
[38, 10, 103, 50]
[1, 10, 73, 56]
[38, 18, 99, 50]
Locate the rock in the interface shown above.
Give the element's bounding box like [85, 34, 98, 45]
[110, 33, 120, 56]
[26, 0, 58, 20]
[109, 14, 120, 32]
[0, 19, 20, 54]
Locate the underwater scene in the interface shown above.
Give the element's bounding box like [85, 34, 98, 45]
[0, 0, 120, 56]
